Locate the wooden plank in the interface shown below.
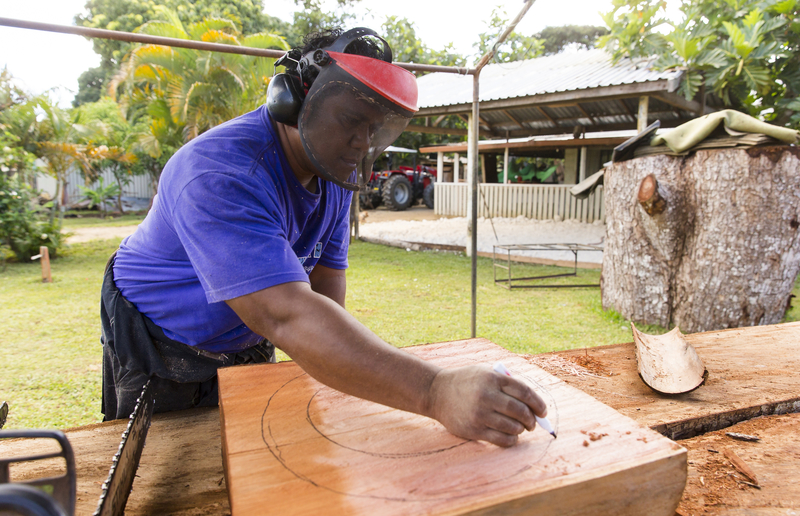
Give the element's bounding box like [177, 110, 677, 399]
[540, 322, 800, 439]
[677, 413, 800, 515]
[218, 339, 686, 516]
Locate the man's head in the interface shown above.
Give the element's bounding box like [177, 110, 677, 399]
[267, 28, 418, 191]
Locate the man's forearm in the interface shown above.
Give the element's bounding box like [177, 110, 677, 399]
[227, 283, 440, 418]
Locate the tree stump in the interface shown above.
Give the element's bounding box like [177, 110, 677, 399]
[602, 146, 800, 333]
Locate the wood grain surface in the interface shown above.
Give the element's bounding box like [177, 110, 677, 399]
[676, 412, 800, 515]
[537, 321, 800, 440]
[218, 338, 686, 516]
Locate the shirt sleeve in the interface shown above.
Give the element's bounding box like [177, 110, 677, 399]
[317, 189, 353, 270]
[171, 171, 310, 304]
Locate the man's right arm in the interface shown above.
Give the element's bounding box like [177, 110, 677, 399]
[226, 280, 547, 447]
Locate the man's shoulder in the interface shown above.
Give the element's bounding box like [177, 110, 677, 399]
[163, 107, 280, 187]
[188, 106, 275, 161]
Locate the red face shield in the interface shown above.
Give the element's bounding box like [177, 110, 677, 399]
[297, 51, 418, 192]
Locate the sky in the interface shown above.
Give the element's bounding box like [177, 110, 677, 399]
[0, 0, 616, 107]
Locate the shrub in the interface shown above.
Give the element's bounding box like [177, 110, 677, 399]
[0, 173, 64, 262]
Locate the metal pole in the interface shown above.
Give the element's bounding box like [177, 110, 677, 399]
[470, 72, 480, 338]
[0, 17, 476, 75]
[469, 0, 536, 337]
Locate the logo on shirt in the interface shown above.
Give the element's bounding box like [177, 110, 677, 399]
[298, 242, 324, 274]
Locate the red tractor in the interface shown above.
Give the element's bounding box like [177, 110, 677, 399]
[359, 147, 437, 211]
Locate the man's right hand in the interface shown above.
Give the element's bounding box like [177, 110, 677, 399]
[427, 365, 548, 447]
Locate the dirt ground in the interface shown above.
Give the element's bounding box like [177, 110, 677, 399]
[64, 205, 439, 244]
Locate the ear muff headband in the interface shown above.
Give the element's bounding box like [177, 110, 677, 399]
[267, 28, 396, 125]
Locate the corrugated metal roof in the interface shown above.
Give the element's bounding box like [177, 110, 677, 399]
[416, 48, 683, 109]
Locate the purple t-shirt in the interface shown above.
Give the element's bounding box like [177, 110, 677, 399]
[113, 106, 353, 353]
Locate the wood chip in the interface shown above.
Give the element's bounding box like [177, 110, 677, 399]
[723, 448, 759, 485]
[726, 432, 760, 442]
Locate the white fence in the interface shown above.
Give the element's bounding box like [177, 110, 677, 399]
[434, 183, 605, 223]
[64, 169, 153, 205]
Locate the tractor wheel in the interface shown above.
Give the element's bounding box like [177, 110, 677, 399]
[382, 174, 413, 211]
[423, 183, 435, 209]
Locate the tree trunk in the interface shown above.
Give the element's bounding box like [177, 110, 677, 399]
[602, 146, 800, 333]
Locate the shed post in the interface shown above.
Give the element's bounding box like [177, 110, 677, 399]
[638, 96, 649, 132]
[503, 146, 509, 184]
[437, 151, 444, 183]
[579, 146, 588, 182]
[454, 153, 460, 183]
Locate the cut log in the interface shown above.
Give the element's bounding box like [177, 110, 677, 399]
[637, 174, 667, 215]
[631, 323, 706, 394]
[602, 146, 800, 333]
[219, 339, 687, 516]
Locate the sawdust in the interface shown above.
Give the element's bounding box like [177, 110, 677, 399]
[525, 354, 601, 379]
[568, 354, 612, 377]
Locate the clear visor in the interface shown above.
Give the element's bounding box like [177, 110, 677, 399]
[297, 65, 413, 192]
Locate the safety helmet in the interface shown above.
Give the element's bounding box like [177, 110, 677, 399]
[267, 28, 418, 191]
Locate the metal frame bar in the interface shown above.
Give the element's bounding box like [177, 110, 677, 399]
[0, 1, 540, 338]
[492, 243, 603, 289]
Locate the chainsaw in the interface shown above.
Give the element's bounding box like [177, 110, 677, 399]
[0, 380, 154, 516]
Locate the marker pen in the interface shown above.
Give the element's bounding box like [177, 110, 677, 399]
[493, 362, 557, 438]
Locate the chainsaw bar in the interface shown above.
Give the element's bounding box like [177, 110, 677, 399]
[94, 379, 154, 516]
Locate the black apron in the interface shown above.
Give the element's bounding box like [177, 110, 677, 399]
[100, 252, 276, 420]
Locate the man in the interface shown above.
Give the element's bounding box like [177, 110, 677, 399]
[101, 28, 546, 447]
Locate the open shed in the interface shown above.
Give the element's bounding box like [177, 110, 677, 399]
[407, 48, 719, 220]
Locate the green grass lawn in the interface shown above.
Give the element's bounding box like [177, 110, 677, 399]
[2, 235, 799, 431]
[60, 211, 147, 228]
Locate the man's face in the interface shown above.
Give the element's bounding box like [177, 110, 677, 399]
[300, 88, 388, 183]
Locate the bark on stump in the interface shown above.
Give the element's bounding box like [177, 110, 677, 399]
[601, 146, 800, 333]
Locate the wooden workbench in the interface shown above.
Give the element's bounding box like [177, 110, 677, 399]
[1, 322, 798, 515]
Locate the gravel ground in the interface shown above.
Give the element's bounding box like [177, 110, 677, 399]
[359, 213, 606, 264]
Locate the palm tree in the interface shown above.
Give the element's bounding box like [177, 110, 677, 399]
[34, 95, 122, 224]
[110, 10, 289, 140]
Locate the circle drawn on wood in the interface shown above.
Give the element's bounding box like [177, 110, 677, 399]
[260, 357, 559, 502]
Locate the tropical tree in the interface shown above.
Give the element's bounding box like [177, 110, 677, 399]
[73, 0, 289, 106]
[287, 0, 363, 47]
[75, 98, 139, 213]
[599, 0, 800, 127]
[536, 25, 609, 55]
[109, 10, 289, 140]
[33, 95, 121, 224]
[0, 68, 38, 183]
[473, 7, 546, 64]
[381, 16, 466, 71]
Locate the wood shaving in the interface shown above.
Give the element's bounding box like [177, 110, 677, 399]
[527, 355, 601, 379]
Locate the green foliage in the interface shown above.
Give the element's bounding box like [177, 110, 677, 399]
[597, 0, 669, 60]
[285, 0, 362, 47]
[72, 66, 110, 108]
[0, 128, 37, 182]
[109, 11, 289, 141]
[600, 0, 800, 127]
[474, 8, 545, 63]
[0, 173, 63, 262]
[79, 177, 121, 215]
[536, 25, 610, 55]
[505, 158, 561, 183]
[381, 16, 466, 70]
[0, 69, 40, 183]
[73, 0, 289, 103]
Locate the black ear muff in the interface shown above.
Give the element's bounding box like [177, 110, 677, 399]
[266, 73, 304, 126]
